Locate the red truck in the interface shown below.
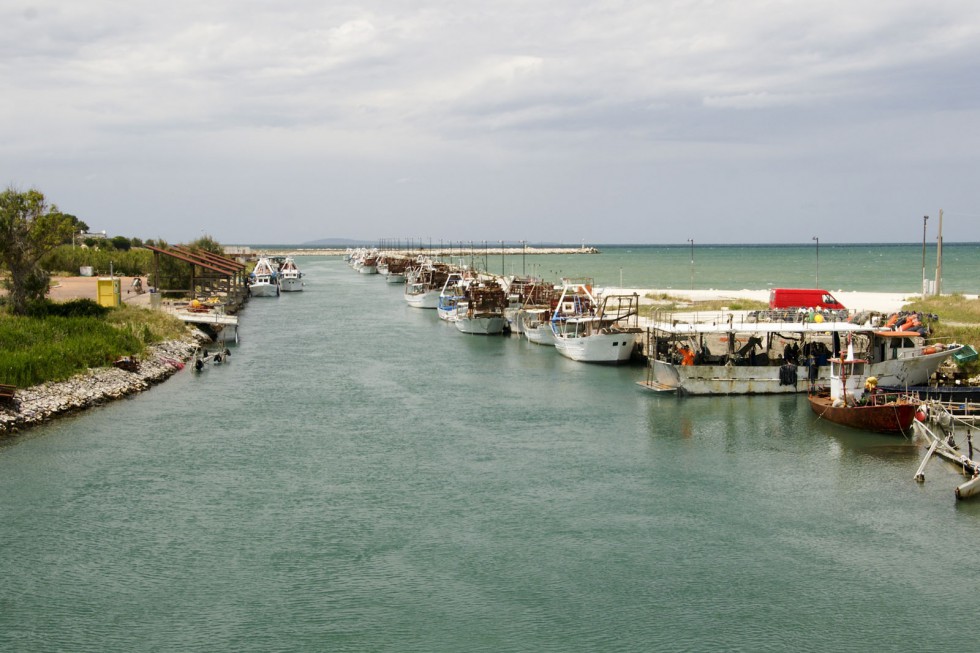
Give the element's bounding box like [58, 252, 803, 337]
[768, 288, 846, 311]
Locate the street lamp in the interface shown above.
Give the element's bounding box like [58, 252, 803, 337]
[921, 215, 929, 297]
[499, 240, 504, 276]
[812, 236, 819, 285]
[521, 240, 526, 276]
[687, 238, 694, 290]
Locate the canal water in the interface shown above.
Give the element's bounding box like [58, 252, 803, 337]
[2, 254, 979, 652]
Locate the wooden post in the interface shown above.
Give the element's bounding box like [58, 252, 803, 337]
[914, 439, 939, 482]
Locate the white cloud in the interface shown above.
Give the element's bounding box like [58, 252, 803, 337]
[1, 0, 979, 243]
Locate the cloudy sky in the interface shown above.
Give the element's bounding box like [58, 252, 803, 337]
[3, 1, 978, 245]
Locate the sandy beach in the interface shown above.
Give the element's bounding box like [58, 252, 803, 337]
[597, 287, 923, 313]
[38, 276, 934, 313]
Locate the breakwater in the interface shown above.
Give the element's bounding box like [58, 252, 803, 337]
[0, 335, 207, 435]
[238, 246, 601, 258]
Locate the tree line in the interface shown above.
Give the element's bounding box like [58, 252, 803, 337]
[1, 186, 225, 315]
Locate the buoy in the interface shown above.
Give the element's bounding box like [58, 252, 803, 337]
[915, 406, 927, 422]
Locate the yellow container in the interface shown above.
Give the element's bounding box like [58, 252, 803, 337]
[96, 277, 121, 307]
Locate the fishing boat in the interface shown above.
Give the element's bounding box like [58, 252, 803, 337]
[384, 256, 409, 284]
[508, 278, 556, 339]
[403, 259, 447, 309]
[248, 257, 280, 297]
[437, 272, 467, 321]
[359, 251, 379, 275]
[808, 345, 918, 434]
[523, 308, 558, 346]
[551, 281, 643, 363]
[640, 311, 964, 395]
[279, 257, 304, 292]
[454, 281, 508, 335]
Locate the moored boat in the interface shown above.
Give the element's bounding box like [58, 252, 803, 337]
[642, 312, 964, 395]
[279, 257, 304, 292]
[551, 281, 642, 363]
[808, 348, 917, 434]
[249, 257, 280, 297]
[454, 281, 508, 335]
[437, 272, 467, 321]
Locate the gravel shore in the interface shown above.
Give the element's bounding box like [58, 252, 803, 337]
[0, 333, 209, 436]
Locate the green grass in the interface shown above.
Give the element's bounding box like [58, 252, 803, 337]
[900, 294, 980, 374]
[0, 305, 188, 387]
[640, 293, 768, 317]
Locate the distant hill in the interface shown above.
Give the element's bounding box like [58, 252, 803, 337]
[302, 237, 375, 246]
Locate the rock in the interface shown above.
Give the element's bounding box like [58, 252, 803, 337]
[0, 336, 202, 437]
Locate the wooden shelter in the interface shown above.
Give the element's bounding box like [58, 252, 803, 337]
[145, 244, 248, 305]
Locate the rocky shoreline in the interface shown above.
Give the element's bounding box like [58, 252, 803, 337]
[0, 332, 210, 437]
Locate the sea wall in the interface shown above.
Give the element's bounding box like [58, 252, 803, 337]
[246, 246, 601, 257]
[0, 334, 209, 436]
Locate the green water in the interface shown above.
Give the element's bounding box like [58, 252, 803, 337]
[486, 242, 980, 294]
[2, 253, 980, 652]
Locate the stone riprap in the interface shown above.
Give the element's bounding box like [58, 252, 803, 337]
[0, 333, 209, 435]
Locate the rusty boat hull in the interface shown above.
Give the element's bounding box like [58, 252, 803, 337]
[808, 394, 917, 434]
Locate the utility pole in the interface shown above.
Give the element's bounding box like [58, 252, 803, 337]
[812, 236, 819, 285]
[935, 209, 944, 296]
[921, 215, 929, 297]
[687, 239, 694, 290]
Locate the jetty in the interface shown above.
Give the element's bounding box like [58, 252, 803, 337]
[166, 306, 239, 343]
[912, 403, 980, 500]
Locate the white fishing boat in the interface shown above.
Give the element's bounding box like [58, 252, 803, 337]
[551, 284, 643, 363]
[359, 252, 379, 275]
[403, 260, 447, 309]
[507, 278, 556, 337]
[639, 313, 965, 395]
[454, 281, 508, 335]
[523, 308, 558, 346]
[248, 257, 280, 297]
[437, 272, 467, 321]
[279, 257, 304, 292]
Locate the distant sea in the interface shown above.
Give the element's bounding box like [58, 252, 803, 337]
[256, 242, 980, 294]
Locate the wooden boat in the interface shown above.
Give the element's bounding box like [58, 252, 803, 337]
[808, 348, 917, 434]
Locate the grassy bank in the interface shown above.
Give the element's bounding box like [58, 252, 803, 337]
[0, 303, 188, 387]
[902, 294, 980, 374]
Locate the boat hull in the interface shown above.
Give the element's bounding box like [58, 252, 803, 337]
[386, 273, 406, 284]
[866, 346, 963, 386]
[455, 315, 505, 335]
[405, 289, 440, 309]
[652, 359, 822, 395]
[249, 282, 279, 297]
[359, 265, 379, 275]
[554, 331, 640, 364]
[808, 394, 917, 434]
[525, 324, 557, 346]
[280, 277, 303, 292]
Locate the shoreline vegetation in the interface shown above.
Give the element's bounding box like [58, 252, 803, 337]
[2, 269, 979, 439]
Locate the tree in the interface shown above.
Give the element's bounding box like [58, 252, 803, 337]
[0, 187, 76, 314]
[110, 235, 132, 251]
